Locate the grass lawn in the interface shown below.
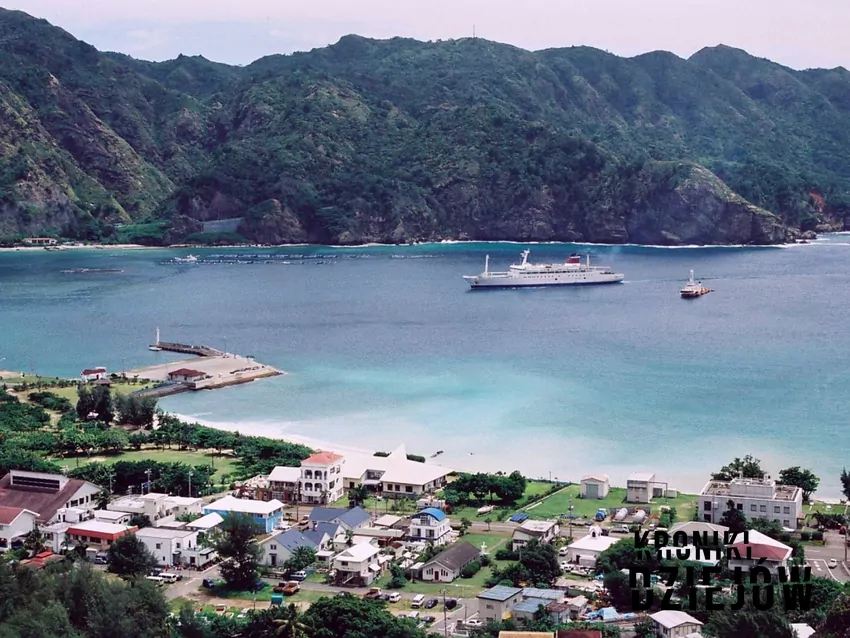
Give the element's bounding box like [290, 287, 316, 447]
[460, 532, 511, 555]
[61, 447, 238, 480]
[448, 481, 557, 522]
[45, 382, 153, 402]
[516, 484, 698, 523]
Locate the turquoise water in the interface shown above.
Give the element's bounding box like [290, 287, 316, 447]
[2, 238, 849, 497]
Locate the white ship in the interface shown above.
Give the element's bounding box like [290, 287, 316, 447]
[463, 250, 624, 289]
[680, 270, 712, 298]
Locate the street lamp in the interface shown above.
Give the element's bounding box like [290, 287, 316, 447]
[441, 589, 448, 638]
[188, 471, 193, 498]
[568, 495, 574, 540]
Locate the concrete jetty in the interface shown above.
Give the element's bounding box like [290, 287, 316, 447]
[151, 341, 223, 357]
[128, 348, 282, 398]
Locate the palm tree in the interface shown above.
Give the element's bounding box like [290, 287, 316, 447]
[23, 524, 46, 556]
[274, 604, 307, 638]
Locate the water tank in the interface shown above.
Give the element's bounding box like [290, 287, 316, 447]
[633, 510, 647, 524]
[614, 508, 628, 522]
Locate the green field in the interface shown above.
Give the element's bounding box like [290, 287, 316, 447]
[66, 447, 238, 480]
[515, 484, 698, 523]
[44, 381, 153, 402]
[447, 481, 557, 522]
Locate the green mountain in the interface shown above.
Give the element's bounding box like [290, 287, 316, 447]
[1, 9, 848, 246]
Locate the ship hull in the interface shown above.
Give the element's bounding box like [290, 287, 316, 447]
[465, 274, 624, 289]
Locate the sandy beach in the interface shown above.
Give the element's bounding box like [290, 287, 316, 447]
[0, 243, 154, 252]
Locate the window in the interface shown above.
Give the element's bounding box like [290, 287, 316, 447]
[176, 542, 181, 549]
[341, 561, 349, 567]
[486, 604, 493, 610]
[750, 504, 757, 512]
[783, 520, 790, 526]
[704, 501, 712, 511]
[783, 507, 790, 514]
[760, 505, 766, 512]
[406, 486, 413, 493]
[736, 504, 743, 511]
[270, 544, 277, 550]
[774, 506, 780, 513]
[156, 543, 162, 550]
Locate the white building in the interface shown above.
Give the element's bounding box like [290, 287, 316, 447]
[650, 610, 704, 638]
[135, 527, 216, 567]
[80, 367, 108, 381]
[65, 520, 136, 550]
[791, 623, 816, 638]
[418, 540, 481, 582]
[203, 495, 285, 533]
[342, 444, 453, 498]
[567, 534, 621, 567]
[0, 507, 38, 552]
[409, 508, 452, 545]
[580, 474, 611, 499]
[186, 512, 224, 534]
[107, 493, 203, 526]
[0, 470, 102, 525]
[92, 509, 132, 525]
[699, 476, 803, 528]
[332, 541, 382, 587]
[512, 519, 559, 551]
[268, 466, 301, 503]
[300, 452, 345, 504]
[627, 472, 656, 503]
[260, 528, 331, 568]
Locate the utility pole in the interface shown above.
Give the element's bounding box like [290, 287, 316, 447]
[441, 589, 448, 638]
[145, 469, 152, 494]
[568, 495, 573, 540]
[188, 471, 193, 498]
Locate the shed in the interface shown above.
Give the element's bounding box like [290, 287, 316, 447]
[580, 475, 610, 500]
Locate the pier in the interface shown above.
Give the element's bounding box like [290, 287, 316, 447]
[130, 333, 282, 397]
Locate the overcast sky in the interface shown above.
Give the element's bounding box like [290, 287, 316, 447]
[5, 0, 850, 70]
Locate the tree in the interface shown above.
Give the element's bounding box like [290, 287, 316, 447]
[749, 517, 782, 538]
[841, 468, 850, 502]
[778, 466, 819, 502]
[75, 384, 114, 424]
[387, 563, 407, 589]
[712, 455, 764, 481]
[284, 546, 316, 573]
[459, 517, 471, 536]
[22, 524, 45, 556]
[517, 539, 560, 585]
[214, 513, 263, 589]
[299, 595, 427, 638]
[348, 484, 369, 508]
[596, 537, 661, 575]
[107, 533, 158, 578]
[703, 591, 796, 638]
[719, 500, 748, 533]
[129, 514, 152, 529]
[274, 603, 307, 638]
[603, 571, 632, 609]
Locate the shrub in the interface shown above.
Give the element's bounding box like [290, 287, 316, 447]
[800, 531, 811, 541]
[461, 560, 482, 579]
[480, 554, 492, 567]
[811, 531, 824, 542]
[779, 533, 791, 542]
[495, 548, 518, 561]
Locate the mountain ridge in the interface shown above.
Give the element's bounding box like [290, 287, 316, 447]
[0, 9, 847, 246]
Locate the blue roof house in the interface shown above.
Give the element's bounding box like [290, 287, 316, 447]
[409, 507, 452, 545]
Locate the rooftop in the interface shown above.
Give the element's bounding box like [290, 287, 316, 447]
[791, 623, 816, 638]
[513, 598, 551, 614]
[135, 527, 197, 539]
[522, 588, 564, 601]
[423, 541, 480, 571]
[373, 514, 403, 528]
[264, 528, 324, 552]
[165, 496, 202, 506]
[727, 530, 793, 561]
[518, 519, 557, 533]
[581, 474, 610, 483]
[67, 520, 134, 535]
[205, 495, 285, 515]
[268, 466, 301, 483]
[627, 472, 655, 483]
[0, 472, 92, 524]
[701, 477, 800, 501]
[186, 512, 224, 530]
[568, 535, 621, 552]
[169, 368, 205, 377]
[91, 509, 130, 521]
[303, 451, 343, 466]
[416, 507, 447, 522]
[309, 506, 370, 528]
[650, 610, 704, 629]
[668, 521, 729, 536]
[478, 585, 523, 602]
[342, 445, 453, 486]
[335, 542, 380, 562]
[0, 506, 36, 525]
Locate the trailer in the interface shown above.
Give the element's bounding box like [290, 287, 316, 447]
[614, 508, 628, 522]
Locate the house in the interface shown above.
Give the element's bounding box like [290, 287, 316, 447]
[544, 601, 570, 624]
[203, 495, 284, 533]
[300, 452, 345, 504]
[512, 598, 551, 623]
[627, 472, 656, 503]
[167, 368, 206, 383]
[24, 237, 57, 245]
[566, 534, 621, 567]
[790, 624, 816, 638]
[565, 595, 589, 619]
[409, 508, 452, 545]
[260, 528, 330, 568]
[373, 514, 405, 529]
[419, 540, 480, 582]
[699, 476, 803, 528]
[0, 507, 38, 552]
[580, 475, 610, 500]
[108, 493, 203, 526]
[726, 529, 793, 575]
[512, 519, 559, 551]
[185, 512, 224, 534]
[342, 444, 453, 498]
[80, 367, 108, 381]
[135, 527, 215, 567]
[649, 611, 703, 638]
[308, 506, 371, 531]
[521, 588, 564, 604]
[667, 521, 728, 539]
[332, 541, 382, 586]
[92, 509, 132, 525]
[65, 520, 136, 549]
[557, 631, 603, 638]
[478, 585, 524, 623]
[268, 466, 301, 503]
[0, 470, 101, 525]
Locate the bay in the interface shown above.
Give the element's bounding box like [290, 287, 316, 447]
[1, 237, 848, 498]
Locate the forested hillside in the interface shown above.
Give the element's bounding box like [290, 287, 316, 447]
[1, 9, 848, 246]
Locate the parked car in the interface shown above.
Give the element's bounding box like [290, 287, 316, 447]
[560, 561, 571, 572]
[290, 571, 307, 581]
[612, 525, 630, 534]
[282, 581, 300, 595]
[558, 547, 569, 557]
[444, 598, 458, 610]
[336, 591, 353, 598]
[202, 578, 216, 589]
[463, 619, 483, 628]
[424, 598, 438, 609]
[378, 594, 391, 602]
[387, 593, 401, 603]
[363, 587, 382, 600]
[422, 615, 436, 624]
[828, 559, 838, 568]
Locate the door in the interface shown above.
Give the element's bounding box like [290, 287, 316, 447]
[587, 483, 599, 499]
[434, 570, 440, 582]
[270, 554, 277, 567]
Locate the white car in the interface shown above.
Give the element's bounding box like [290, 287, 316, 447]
[463, 619, 483, 628]
[827, 559, 838, 568]
[560, 561, 572, 572]
[387, 592, 401, 603]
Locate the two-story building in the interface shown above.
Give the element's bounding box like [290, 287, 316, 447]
[107, 493, 203, 526]
[0, 470, 102, 525]
[627, 472, 656, 503]
[649, 610, 704, 637]
[203, 495, 284, 533]
[477, 586, 524, 623]
[268, 466, 301, 503]
[726, 529, 793, 575]
[260, 528, 331, 568]
[409, 508, 452, 545]
[300, 452, 345, 504]
[699, 476, 803, 528]
[512, 519, 559, 552]
[65, 520, 136, 550]
[135, 527, 216, 568]
[0, 507, 38, 553]
[332, 541, 383, 586]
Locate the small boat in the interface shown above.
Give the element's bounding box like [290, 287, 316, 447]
[174, 254, 198, 263]
[680, 270, 712, 298]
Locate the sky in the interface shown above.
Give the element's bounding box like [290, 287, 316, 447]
[4, 0, 850, 70]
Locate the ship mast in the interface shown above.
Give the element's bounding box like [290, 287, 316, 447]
[484, 255, 489, 274]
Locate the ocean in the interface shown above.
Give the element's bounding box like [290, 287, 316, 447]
[1, 237, 849, 498]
